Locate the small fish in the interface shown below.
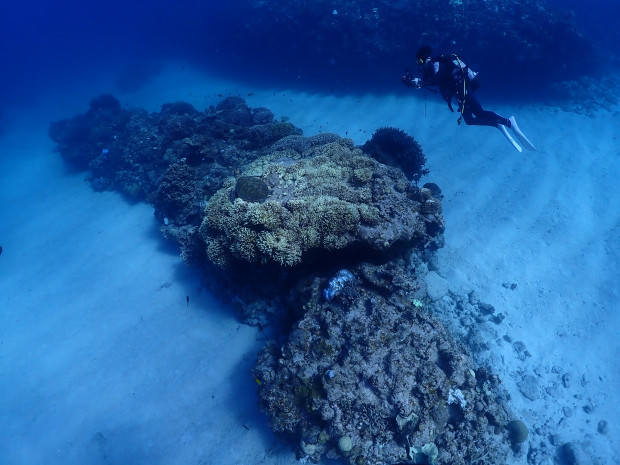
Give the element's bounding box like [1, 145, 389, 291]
[186, 295, 190, 307]
[254, 377, 262, 386]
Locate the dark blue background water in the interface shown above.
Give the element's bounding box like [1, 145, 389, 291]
[547, 0, 619, 51]
[1, 0, 618, 107]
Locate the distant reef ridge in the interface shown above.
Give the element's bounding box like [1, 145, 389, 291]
[208, 0, 595, 93]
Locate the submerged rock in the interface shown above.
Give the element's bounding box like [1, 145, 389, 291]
[233, 176, 270, 203]
[200, 135, 444, 269]
[254, 272, 512, 465]
[50, 95, 520, 465]
[218, 0, 595, 91]
[361, 127, 428, 184]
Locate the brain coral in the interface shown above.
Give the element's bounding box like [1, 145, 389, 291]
[234, 176, 270, 202]
[199, 135, 443, 268]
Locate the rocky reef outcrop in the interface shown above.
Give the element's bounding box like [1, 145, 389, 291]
[50, 95, 519, 465]
[255, 261, 512, 465]
[212, 0, 595, 92]
[49, 95, 301, 203]
[49, 95, 302, 263]
[362, 127, 429, 184]
[200, 135, 443, 269]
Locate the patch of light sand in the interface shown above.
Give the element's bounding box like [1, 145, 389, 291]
[0, 115, 296, 465]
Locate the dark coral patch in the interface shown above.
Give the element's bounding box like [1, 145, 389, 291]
[361, 127, 428, 184]
[234, 176, 269, 203]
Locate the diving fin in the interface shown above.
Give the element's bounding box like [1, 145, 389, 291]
[498, 124, 522, 152]
[509, 116, 536, 151]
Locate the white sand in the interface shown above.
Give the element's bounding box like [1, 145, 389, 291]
[0, 63, 618, 464]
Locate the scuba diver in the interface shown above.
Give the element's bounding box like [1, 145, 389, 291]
[402, 46, 535, 152]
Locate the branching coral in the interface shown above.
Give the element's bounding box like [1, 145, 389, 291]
[362, 127, 429, 184]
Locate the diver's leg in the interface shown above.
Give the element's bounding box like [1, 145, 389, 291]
[462, 96, 509, 127]
[462, 95, 522, 151]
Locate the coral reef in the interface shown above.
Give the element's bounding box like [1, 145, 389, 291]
[254, 262, 512, 465]
[48, 94, 130, 170]
[49, 96, 301, 262]
[49, 95, 300, 201]
[50, 95, 521, 465]
[506, 419, 529, 446]
[361, 127, 429, 184]
[233, 176, 270, 203]
[544, 74, 620, 116]
[199, 135, 444, 269]
[212, 0, 596, 92]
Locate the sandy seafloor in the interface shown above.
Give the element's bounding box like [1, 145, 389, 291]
[0, 63, 618, 465]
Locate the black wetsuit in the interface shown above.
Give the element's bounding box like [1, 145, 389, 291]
[461, 93, 510, 127]
[406, 54, 510, 128]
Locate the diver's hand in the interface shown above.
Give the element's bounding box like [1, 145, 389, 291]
[401, 73, 422, 88]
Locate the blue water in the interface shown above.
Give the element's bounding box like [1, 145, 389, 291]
[2, 0, 619, 107]
[547, 0, 620, 53]
[1, 1, 619, 464]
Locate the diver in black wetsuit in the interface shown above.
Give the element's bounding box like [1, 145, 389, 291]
[402, 45, 536, 152]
